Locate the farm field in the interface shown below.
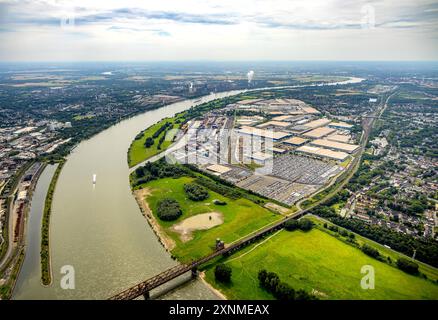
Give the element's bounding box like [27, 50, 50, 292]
[204, 226, 438, 300]
[139, 176, 282, 262]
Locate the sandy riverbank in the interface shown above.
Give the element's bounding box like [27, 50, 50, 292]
[133, 188, 176, 251]
[199, 271, 227, 300]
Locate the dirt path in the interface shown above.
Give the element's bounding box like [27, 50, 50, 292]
[133, 188, 176, 251]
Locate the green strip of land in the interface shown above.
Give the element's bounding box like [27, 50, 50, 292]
[40, 161, 64, 286]
[128, 115, 185, 167]
[204, 218, 438, 300]
[137, 176, 281, 262]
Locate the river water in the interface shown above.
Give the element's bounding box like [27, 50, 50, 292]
[13, 78, 363, 300]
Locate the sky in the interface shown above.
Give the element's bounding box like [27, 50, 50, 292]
[0, 0, 437, 61]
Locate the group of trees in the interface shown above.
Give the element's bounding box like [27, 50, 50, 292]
[311, 205, 438, 267]
[157, 198, 182, 221]
[143, 121, 173, 149]
[186, 164, 268, 205]
[193, 175, 243, 200]
[284, 218, 313, 232]
[396, 258, 419, 275]
[387, 195, 430, 216]
[152, 121, 172, 139]
[323, 222, 356, 241]
[133, 159, 188, 186]
[258, 270, 317, 301]
[184, 183, 209, 201]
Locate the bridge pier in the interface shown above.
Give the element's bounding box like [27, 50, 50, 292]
[143, 291, 150, 300]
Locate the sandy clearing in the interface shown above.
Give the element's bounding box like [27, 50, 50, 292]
[170, 212, 224, 242]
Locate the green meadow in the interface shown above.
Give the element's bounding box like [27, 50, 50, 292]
[204, 226, 438, 300]
[140, 176, 281, 262]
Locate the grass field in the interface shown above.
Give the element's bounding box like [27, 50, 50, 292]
[204, 227, 438, 300]
[308, 215, 438, 282]
[128, 114, 184, 167]
[140, 177, 282, 262]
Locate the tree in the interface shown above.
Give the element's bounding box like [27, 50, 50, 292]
[135, 167, 144, 178]
[298, 219, 313, 231]
[396, 258, 419, 275]
[144, 137, 154, 148]
[215, 264, 232, 283]
[157, 198, 182, 221]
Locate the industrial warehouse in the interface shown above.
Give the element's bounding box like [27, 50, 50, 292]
[167, 98, 360, 206]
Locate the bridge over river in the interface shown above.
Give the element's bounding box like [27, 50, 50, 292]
[109, 210, 307, 300]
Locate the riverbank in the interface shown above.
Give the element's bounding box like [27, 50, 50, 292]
[40, 161, 64, 286]
[0, 162, 46, 299]
[133, 188, 176, 252]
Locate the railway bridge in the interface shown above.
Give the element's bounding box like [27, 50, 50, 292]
[109, 209, 307, 300]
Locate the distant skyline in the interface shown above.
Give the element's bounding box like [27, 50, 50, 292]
[0, 0, 437, 62]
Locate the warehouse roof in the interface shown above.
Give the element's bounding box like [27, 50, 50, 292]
[283, 136, 308, 146]
[303, 126, 336, 138]
[206, 164, 231, 174]
[296, 145, 349, 161]
[310, 139, 359, 153]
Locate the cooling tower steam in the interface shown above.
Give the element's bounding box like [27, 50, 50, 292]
[247, 70, 254, 84]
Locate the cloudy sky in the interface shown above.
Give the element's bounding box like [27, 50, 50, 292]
[0, 0, 437, 61]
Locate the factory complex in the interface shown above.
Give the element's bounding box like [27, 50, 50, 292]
[167, 98, 360, 206]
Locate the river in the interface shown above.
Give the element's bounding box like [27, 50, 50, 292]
[13, 77, 363, 300]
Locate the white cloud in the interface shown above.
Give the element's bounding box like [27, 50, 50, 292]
[0, 0, 437, 61]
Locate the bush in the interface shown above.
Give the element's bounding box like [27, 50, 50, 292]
[396, 258, 419, 275]
[213, 199, 227, 206]
[284, 220, 299, 231]
[184, 183, 209, 201]
[258, 269, 316, 301]
[215, 264, 232, 283]
[157, 198, 182, 221]
[361, 244, 380, 259]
